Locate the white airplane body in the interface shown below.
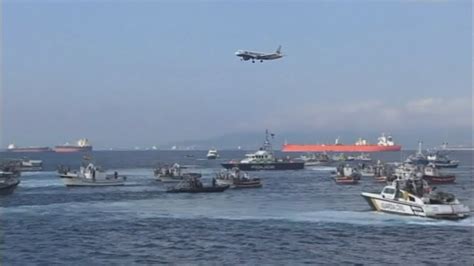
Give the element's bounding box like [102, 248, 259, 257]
[235, 46, 283, 63]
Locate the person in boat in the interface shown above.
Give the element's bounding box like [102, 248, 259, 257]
[212, 177, 216, 187]
[114, 171, 118, 179]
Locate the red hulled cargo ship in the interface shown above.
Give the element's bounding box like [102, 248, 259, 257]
[282, 134, 402, 152]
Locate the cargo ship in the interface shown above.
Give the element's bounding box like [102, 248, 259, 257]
[282, 133, 401, 152]
[54, 138, 93, 153]
[6, 144, 52, 153]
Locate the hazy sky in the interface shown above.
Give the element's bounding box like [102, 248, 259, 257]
[2, 1, 472, 148]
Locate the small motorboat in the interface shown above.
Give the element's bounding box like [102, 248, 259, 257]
[58, 163, 126, 187]
[334, 176, 359, 185]
[426, 151, 459, 168]
[166, 177, 229, 193]
[353, 153, 372, 162]
[207, 149, 219, 160]
[153, 163, 201, 183]
[333, 164, 361, 185]
[0, 172, 20, 195]
[233, 179, 262, 188]
[215, 168, 262, 188]
[300, 153, 331, 166]
[17, 159, 43, 172]
[423, 164, 455, 184]
[361, 178, 470, 219]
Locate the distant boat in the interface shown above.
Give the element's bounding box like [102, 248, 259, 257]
[426, 151, 459, 168]
[17, 159, 43, 172]
[54, 138, 93, 153]
[207, 149, 219, 160]
[6, 144, 52, 153]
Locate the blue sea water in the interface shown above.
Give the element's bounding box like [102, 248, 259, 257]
[1, 150, 473, 264]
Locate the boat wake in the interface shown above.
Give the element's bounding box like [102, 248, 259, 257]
[3, 199, 472, 227]
[307, 166, 336, 171]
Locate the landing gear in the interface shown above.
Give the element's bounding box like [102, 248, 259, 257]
[252, 60, 255, 63]
[260, 60, 263, 63]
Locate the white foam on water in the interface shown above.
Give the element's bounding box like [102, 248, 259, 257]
[3, 198, 471, 228]
[18, 177, 63, 188]
[307, 166, 336, 171]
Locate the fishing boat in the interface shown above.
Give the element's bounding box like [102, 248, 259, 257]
[153, 163, 202, 182]
[361, 178, 470, 219]
[215, 168, 262, 188]
[58, 163, 125, 187]
[207, 149, 219, 159]
[166, 176, 229, 193]
[353, 153, 372, 162]
[332, 153, 354, 162]
[222, 130, 304, 171]
[333, 164, 361, 185]
[299, 153, 331, 166]
[282, 133, 402, 152]
[372, 161, 389, 183]
[426, 151, 459, 168]
[404, 142, 429, 165]
[422, 164, 456, 184]
[17, 159, 43, 172]
[0, 172, 20, 195]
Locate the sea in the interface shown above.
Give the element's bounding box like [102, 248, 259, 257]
[1, 150, 472, 265]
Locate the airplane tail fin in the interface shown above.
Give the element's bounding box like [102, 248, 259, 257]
[276, 45, 282, 54]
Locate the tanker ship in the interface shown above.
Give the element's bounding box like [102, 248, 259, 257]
[282, 133, 401, 152]
[54, 138, 93, 153]
[6, 144, 52, 153]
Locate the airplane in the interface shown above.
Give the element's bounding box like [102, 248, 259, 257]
[235, 45, 284, 63]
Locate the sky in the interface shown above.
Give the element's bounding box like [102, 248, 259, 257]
[2, 1, 472, 149]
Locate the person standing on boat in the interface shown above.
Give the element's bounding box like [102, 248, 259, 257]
[212, 177, 216, 187]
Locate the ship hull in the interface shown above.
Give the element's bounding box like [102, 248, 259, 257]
[282, 144, 401, 152]
[221, 162, 304, 171]
[7, 147, 52, 153]
[54, 146, 93, 153]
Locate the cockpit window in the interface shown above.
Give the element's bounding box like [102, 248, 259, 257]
[383, 188, 395, 194]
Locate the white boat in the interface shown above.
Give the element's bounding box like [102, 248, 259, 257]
[0, 172, 20, 195]
[299, 153, 331, 166]
[59, 163, 125, 187]
[353, 153, 372, 162]
[361, 179, 470, 220]
[207, 149, 219, 160]
[18, 159, 43, 172]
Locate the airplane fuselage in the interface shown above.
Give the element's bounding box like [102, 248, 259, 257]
[235, 46, 283, 62]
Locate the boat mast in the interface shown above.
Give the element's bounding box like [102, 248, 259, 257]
[263, 129, 274, 156]
[417, 141, 423, 155]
